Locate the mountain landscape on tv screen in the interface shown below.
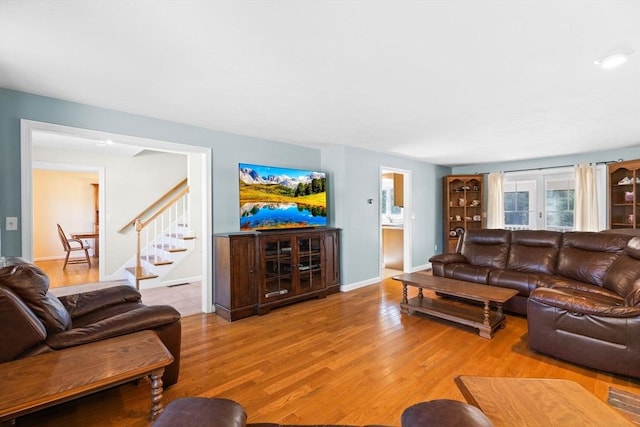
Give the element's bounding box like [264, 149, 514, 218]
[239, 164, 327, 230]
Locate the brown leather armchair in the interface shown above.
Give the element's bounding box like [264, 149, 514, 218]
[0, 258, 182, 386]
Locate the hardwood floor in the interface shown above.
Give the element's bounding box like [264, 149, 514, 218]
[19, 277, 640, 426]
[35, 258, 99, 288]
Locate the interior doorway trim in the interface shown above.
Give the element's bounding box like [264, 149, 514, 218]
[20, 119, 214, 313]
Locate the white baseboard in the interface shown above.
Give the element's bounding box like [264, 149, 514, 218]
[340, 263, 432, 293]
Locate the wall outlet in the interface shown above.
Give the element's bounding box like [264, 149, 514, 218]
[6, 217, 18, 231]
[434, 244, 438, 252]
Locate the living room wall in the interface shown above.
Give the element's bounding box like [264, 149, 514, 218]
[451, 147, 640, 176]
[0, 88, 447, 291]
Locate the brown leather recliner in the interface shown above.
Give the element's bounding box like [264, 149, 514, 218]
[527, 237, 640, 378]
[0, 258, 182, 386]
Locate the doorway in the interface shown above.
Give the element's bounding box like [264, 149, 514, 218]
[20, 120, 214, 313]
[380, 167, 412, 279]
[32, 163, 102, 287]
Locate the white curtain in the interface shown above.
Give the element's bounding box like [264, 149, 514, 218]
[574, 163, 599, 231]
[487, 172, 505, 229]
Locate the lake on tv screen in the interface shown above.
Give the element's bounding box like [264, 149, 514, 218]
[240, 202, 327, 230]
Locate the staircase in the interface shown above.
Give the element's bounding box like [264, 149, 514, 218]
[120, 179, 197, 289]
[125, 222, 196, 289]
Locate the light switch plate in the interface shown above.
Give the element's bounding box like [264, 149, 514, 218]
[6, 217, 18, 231]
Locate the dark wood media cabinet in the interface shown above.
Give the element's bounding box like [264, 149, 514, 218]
[214, 227, 340, 321]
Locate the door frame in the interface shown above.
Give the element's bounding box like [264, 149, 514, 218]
[20, 119, 214, 313]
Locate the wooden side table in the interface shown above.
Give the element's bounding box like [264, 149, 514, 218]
[0, 330, 174, 423]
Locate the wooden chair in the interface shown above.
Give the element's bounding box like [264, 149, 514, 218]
[57, 223, 91, 269]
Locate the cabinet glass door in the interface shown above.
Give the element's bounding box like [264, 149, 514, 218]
[297, 236, 323, 292]
[610, 167, 635, 229]
[263, 238, 293, 300]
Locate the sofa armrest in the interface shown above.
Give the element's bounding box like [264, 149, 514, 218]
[529, 288, 640, 318]
[429, 253, 467, 264]
[153, 397, 247, 427]
[59, 285, 142, 319]
[0, 286, 47, 362]
[45, 304, 180, 349]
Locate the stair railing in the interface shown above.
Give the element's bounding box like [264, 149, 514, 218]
[121, 179, 190, 288]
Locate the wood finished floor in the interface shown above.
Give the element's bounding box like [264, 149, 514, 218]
[35, 258, 100, 288]
[19, 277, 640, 426]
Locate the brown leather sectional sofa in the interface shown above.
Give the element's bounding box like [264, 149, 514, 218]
[0, 258, 182, 386]
[429, 229, 640, 378]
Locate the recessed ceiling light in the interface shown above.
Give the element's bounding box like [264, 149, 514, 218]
[594, 49, 634, 69]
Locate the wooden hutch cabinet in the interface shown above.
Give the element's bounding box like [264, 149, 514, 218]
[443, 175, 484, 253]
[609, 159, 640, 231]
[214, 228, 341, 321]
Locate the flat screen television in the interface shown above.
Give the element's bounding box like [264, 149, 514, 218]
[239, 163, 327, 231]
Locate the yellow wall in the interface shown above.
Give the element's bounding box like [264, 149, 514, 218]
[33, 170, 97, 259]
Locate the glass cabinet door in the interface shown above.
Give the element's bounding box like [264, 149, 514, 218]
[297, 236, 324, 292]
[262, 238, 293, 300]
[610, 166, 635, 229]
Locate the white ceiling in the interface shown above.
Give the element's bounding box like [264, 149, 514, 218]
[1, 1, 639, 166]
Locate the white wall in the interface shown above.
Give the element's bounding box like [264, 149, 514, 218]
[33, 169, 97, 260]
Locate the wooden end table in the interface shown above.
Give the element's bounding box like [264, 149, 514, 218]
[0, 330, 174, 423]
[455, 376, 635, 426]
[393, 273, 518, 339]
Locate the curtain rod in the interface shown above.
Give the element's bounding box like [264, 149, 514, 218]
[475, 159, 622, 175]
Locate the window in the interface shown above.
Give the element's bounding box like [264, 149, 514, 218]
[503, 171, 575, 231]
[501, 165, 606, 231]
[504, 180, 536, 230]
[545, 176, 574, 231]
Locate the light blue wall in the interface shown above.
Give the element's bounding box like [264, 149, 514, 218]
[0, 88, 448, 288]
[323, 145, 449, 285]
[452, 147, 640, 175]
[0, 88, 321, 255]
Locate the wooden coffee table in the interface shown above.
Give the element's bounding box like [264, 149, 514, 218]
[0, 330, 174, 423]
[455, 376, 635, 426]
[393, 273, 518, 339]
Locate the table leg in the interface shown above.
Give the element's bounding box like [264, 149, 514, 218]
[402, 283, 408, 305]
[483, 301, 490, 326]
[496, 303, 504, 318]
[149, 368, 165, 420]
[400, 283, 409, 314]
[418, 287, 424, 300]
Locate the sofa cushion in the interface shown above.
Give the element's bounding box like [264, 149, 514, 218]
[556, 232, 630, 287]
[488, 269, 541, 297]
[0, 263, 71, 333]
[443, 264, 492, 284]
[460, 229, 511, 269]
[507, 230, 561, 274]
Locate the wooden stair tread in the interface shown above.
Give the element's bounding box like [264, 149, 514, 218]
[166, 233, 196, 240]
[140, 255, 173, 266]
[154, 244, 188, 253]
[125, 267, 159, 280]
